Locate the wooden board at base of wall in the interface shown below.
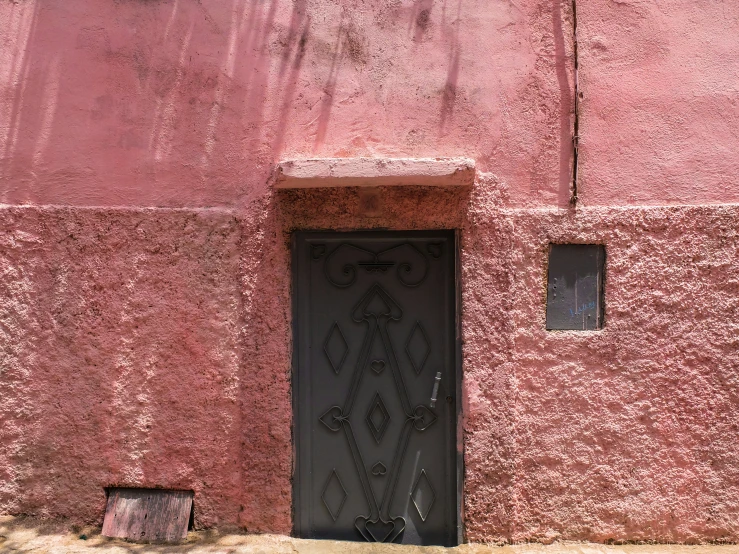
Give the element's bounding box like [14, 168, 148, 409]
[102, 488, 193, 543]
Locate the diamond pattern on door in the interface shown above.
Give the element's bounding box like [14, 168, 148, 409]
[294, 231, 458, 546]
[410, 470, 436, 522]
[321, 469, 348, 522]
[406, 321, 431, 375]
[365, 392, 391, 444]
[324, 322, 349, 374]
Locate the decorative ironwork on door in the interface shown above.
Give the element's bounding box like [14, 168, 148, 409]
[293, 231, 459, 546]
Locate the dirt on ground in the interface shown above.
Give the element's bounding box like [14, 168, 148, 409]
[2, 517, 739, 554]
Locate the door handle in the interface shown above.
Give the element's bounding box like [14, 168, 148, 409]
[429, 371, 442, 408]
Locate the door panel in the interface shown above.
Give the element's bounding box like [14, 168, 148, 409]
[293, 231, 459, 546]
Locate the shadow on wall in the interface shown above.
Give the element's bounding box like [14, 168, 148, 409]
[0, 0, 42, 200]
[551, 0, 574, 208]
[272, 0, 309, 154]
[0, 0, 312, 206]
[0, 0, 506, 207]
[438, 0, 461, 135]
[312, 10, 345, 153]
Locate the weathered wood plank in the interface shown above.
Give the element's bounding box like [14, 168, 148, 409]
[102, 488, 193, 543]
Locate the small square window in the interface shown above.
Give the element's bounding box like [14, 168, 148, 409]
[546, 244, 605, 330]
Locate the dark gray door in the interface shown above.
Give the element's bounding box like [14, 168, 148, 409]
[293, 231, 459, 546]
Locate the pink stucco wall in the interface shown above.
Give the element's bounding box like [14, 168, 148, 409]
[1, 0, 574, 207]
[578, 0, 739, 206]
[1, 0, 739, 544]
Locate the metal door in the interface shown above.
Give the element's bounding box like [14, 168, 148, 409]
[293, 230, 460, 546]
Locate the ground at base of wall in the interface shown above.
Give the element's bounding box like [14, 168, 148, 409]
[2, 518, 738, 554]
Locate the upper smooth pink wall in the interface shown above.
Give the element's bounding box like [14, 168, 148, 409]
[1, 0, 574, 208]
[578, 0, 739, 205]
[3, 1, 738, 208]
[3, 1, 737, 209]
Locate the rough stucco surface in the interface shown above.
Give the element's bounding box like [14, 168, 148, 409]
[498, 206, 739, 543]
[4, 188, 739, 543]
[1, 0, 739, 547]
[0, 208, 245, 529]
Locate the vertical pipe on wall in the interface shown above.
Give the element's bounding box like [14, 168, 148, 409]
[571, 0, 580, 206]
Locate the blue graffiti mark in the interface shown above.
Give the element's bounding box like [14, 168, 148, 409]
[570, 301, 596, 317]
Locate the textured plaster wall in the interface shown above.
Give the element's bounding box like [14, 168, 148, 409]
[0, 208, 246, 528]
[1, 0, 739, 545]
[3, 191, 738, 542]
[479, 205, 739, 543]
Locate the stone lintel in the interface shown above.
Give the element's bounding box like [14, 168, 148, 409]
[274, 157, 475, 189]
